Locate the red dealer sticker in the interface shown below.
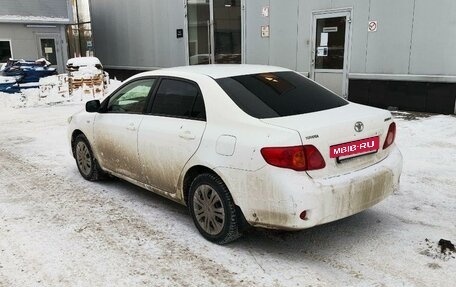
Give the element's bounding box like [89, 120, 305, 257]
[330, 136, 380, 159]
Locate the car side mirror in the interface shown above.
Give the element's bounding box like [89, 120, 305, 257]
[86, 100, 101, 113]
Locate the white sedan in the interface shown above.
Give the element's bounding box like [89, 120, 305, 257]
[68, 65, 403, 244]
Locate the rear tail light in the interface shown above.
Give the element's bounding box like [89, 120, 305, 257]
[383, 122, 396, 149]
[260, 145, 326, 171]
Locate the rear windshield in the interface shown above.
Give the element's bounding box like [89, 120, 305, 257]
[216, 71, 348, 118]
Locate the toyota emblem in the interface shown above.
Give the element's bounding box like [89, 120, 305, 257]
[354, 121, 364, 132]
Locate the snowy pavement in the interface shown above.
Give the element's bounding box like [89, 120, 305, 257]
[0, 102, 455, 287]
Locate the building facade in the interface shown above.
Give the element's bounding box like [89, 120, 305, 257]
[90, 0, 456, 114]
[0, 0, 73, 73]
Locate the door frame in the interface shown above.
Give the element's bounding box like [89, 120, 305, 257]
[35, 33, 65, 73]
[184, 0, 246, 65]
[310, 8, 352, 98]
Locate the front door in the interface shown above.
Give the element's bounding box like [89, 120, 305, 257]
[93, 79, 156, 182]
[36, 34, 64, 73]
[186, 0, 242, 65]
[311, 10, 351, 97]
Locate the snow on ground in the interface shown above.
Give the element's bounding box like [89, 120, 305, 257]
[0, 94, 455, 286]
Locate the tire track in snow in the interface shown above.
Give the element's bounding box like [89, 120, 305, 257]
[0, 149, 255, 287]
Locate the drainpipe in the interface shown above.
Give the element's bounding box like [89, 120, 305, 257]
[75, 0, 83, 56]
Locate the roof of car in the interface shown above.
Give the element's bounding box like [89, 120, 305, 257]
[137, 64, 291, 79]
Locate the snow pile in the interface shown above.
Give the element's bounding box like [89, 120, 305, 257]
[71, 66, 103, 79]
[35, 58, 52, 67]
[0, 76, 16, 84]
[0, 77, 121, 109]
[67, 57, 102, 68]
[0, 88, 40, 109]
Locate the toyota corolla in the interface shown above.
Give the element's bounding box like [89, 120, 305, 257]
[68, 65, 403, 244]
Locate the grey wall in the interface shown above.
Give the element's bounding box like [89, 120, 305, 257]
[410, 0, 456, 75]
[90, 0, 187, 69]
[365, 0, 414, 74]
[0, 0, 72, 23]
[269, 0, 299, 70]
[90, 0, 456, 78]
[0, 23, 67, 61]
[245, 0, 456, 78]
[244, 0, 270, 65]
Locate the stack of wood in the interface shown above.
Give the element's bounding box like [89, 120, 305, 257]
[68, 68, 106, 97]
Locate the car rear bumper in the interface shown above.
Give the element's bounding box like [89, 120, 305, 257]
[216, 145, 403, 230]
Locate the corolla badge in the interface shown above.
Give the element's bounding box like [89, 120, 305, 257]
[354, 121, 364, 132]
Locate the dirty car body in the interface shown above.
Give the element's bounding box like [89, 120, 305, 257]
[68, 65, 403, 244]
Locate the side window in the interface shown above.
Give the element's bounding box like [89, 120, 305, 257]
[191, 93, 206, 120]
[107, 79, 155, 114]
[151, 79, 206, 120]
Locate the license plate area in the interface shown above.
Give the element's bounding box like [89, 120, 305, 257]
[330, 136, 380, 159]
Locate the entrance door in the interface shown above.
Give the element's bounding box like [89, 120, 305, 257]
[36, 34, 64, 73]
[311, 10, 351, 97]
[187, 0, 242, 65]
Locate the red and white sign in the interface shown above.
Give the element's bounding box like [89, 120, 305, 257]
[368, 21, 378, 32]
[330, 137, 380, 158]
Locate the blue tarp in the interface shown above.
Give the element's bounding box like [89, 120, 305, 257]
[0, 59, 57, 93]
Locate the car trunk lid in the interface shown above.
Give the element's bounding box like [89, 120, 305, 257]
[260, 103, 394, 179]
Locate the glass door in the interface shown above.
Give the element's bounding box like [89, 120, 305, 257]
[187, 0, 211, 65]
[212, 0, 241, 64]
[311, 10, 351, 97]
[40, 38, 58, 66]
[187, 0, 242, 65]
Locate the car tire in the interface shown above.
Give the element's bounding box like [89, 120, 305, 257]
[188, 173, 242, 244]
[74, 134, 105, 181]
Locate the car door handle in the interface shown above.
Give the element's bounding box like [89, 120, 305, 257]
[126, 123, 136, 131]
[179, 131, 196, 140]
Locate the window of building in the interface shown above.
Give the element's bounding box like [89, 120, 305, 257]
[151, 79, 205, 120]
[0, 40, 12, 63]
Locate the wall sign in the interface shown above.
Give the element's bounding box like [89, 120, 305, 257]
[317, 47, 328, 57]
[261, 25, 270, 38]
[368, 21, 378, 32]
[320, 33, 328, 47]
[176, 29, 184, 38]
[323, 27, 338, 33]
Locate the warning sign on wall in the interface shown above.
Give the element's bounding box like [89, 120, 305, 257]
[368, 21, 378, 32]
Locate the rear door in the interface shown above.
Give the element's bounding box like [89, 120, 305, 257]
[94, 78, 156, 181]
[138, 78, 207, 194]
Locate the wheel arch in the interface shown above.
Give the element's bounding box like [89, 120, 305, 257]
[181, 164, 249, 229]
[182, 165, 219, 206]
[70, 129, 85, 157]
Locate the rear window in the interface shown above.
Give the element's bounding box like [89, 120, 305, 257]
[216, 71, 348, 118]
